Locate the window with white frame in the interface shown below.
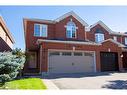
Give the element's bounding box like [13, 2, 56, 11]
[95, 33, 104, 43]
[34, 24, 47, 37]
[125, 37, 127, 45]
[66, 21, 76, 38]
[113, 36, 117, 41]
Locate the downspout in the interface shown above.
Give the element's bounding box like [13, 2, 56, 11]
[85, 31, 87, 40]
[121, 35, 123, 44]
[84, 27, 87, 40]
[40, 45, 42, 74]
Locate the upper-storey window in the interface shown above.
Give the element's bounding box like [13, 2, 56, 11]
[34, 24, 47, 37]
[125, 37, 127, 45]
[113, 36, 117, 41]
[95, 33, 104, 43]
[66, 21, 76, 38]
[95, 29, 104, 43]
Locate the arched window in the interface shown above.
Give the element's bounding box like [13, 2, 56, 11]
[66, 21, 76, 38]
[95, 29, 104, 43]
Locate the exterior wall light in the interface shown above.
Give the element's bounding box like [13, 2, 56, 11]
[108, 48, 111, 52]
[120, 54, 123, 58]
[73, 46, 75, 51]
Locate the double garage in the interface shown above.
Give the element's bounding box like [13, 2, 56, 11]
[48, 50, 119, 73]
[48, 50, 95, 73]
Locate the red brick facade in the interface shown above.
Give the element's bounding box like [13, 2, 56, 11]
[23, 11, 127, 74]
[86, 24, 110, 41]
[55, 16, 86, 41]
[39, 41, 123, 72]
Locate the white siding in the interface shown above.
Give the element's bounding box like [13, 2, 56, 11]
[0, 25, 6, 41]
[7, 36, 13, 48]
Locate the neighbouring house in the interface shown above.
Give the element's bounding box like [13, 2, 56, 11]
[0, 16, 14, 52]
[23, 11, 127, 75]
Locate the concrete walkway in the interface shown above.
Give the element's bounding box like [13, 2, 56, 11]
[42, 79, 59, 90]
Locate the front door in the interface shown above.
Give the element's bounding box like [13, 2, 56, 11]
[100, 52, 119, 71]
[122, 52, 127, 69]
[28, 52, 37, 68]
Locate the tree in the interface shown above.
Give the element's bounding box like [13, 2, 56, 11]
[0, 49, 25, 84]
[12, 48, 25, 58]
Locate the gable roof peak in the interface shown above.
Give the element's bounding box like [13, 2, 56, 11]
[101, 38, 126, 47]
[68, 11, 75, 14]
[55, 11, 88, 26]
[90, 20, 113, 33]
[90, 21, 127, 36]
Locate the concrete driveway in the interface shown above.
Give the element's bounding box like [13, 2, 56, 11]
[43, 72, 127, 89]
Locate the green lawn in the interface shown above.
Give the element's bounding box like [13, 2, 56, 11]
[0, 78, 47, 90]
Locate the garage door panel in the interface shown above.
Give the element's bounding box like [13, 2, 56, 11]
[48, 51, 95, 73]
[73, 65, 94, 72]
[49, 56, 74, 73]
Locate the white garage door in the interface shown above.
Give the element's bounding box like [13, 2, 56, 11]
[48, 51, 95, 73]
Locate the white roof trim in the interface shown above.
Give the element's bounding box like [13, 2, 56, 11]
[90, 21, 113, 33]
[23, 18, 56, 24]
[37, 39, 100, 46]
[55, 11, 88, 26]
[101, 39, 126, 47]
[85, 27, 90, 31]
[122, 47, 127, 51]
[89, 21, 127, 36]
[110, 31, 127, 36]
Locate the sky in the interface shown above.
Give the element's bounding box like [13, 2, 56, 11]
[0, 6, 127, 50]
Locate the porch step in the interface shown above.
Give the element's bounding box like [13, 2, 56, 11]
[120, 69, 127, 72]
[23, 73, 41, 76]
[23, 68, 40, 76]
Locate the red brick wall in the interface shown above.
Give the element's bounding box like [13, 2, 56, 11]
[55, 16, 86, 40]
[122, 36, 127, 45]
[24, 17, 125, 73]
[40, 40, 123, 72]
[25, 16, 86, 51]
[86, 24, 110, 41]
[110, 34, 122, 43]
[25, 18, 127, 52]
[25, 21, 55, 50]
[86, 24, 127, 46]
[110, 34, 127, 45]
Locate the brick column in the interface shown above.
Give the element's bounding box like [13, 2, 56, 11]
[96, 50, 101, 72]
[41, 42, 48, 72]
[118, 51, 124, 71]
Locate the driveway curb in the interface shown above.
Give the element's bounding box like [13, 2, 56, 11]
[42, 79, 59, 90]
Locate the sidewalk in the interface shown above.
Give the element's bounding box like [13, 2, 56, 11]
[42, 79, 59, 90]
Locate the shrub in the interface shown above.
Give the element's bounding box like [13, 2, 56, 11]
[0, 74, 10, 83]
[0, 51, 25, 84]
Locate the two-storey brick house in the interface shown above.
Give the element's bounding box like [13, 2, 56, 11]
[23, 11, 127, 75]
[0, 16, 14, 52]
